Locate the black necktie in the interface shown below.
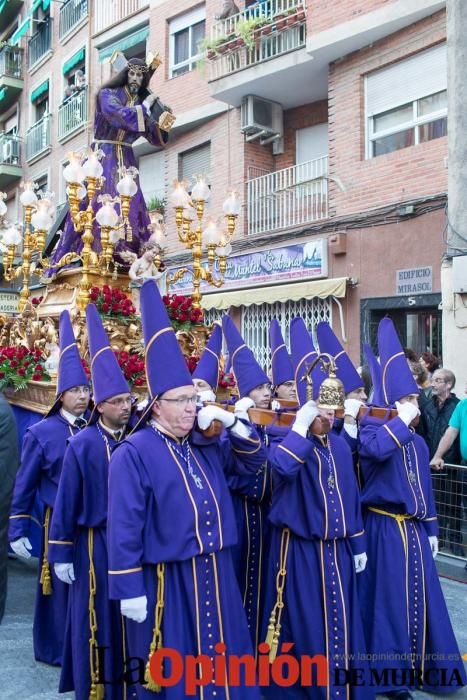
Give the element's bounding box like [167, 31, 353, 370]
[74, 417, 87, 429]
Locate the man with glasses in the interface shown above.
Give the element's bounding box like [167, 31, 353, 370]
[107, 281, 266, 699]
[48, 303, 134, 699]
[9, 311, 90, 666]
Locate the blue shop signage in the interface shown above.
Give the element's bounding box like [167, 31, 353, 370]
[168, 239, 328, 293]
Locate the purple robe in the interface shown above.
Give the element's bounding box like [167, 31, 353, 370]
[263, 430, 373, 700]
[49, 86, 168, 275]
[227, 424, 287, 654]
[9, 412, 82, 666]
[358, 413, 467, 694]
[48, 421, 127, 699]
[107, 421, 267, 699]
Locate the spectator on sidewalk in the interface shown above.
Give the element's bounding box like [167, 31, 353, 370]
[419, 369, 462, 553]
[431, 378, 467, 557]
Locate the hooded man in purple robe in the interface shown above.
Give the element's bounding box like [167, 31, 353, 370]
[106, 280, 266, 699]
[262, 317, 372, 700]
[357, 317, 466, 698]
[9, 311, 90, 666]
[48, 303, 134, 699]
[48, 56, 171, 276]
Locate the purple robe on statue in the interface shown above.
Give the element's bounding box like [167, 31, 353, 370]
[49, 85, 168, 275]
[107, 420, 267, 700]
[263, 429, 373, 700]
[357, 413, 467, 694]
[9, 412, 83, 666]
[48, 421, 128, 699]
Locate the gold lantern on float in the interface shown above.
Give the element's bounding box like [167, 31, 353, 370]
[303, 353, 345, 410]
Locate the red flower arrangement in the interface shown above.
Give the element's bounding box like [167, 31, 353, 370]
[114, 350, 145, 387]
[162, 294, 204, 331]
[90, 285, 137, 322]
[185, 355, 200, 374]
[31, 296, 44, 306]
[0, 346, 51, 390]
[218, 371, 236, 390]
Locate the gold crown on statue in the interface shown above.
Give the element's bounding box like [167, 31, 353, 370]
[127, 62, 150, 75]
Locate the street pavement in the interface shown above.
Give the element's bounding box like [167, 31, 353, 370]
[0, 555, 466, 699]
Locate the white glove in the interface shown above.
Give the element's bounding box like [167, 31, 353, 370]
[395, 401, 420, 426]
[344, 398, 364, 419]
[354, 552, 367, 573]
[428, 536, 439, 559]
[54, 562, 75, 585]
[10, 537, 32, 559]
[197, 389, 216, 404]
[271, 399, 281, 412]
[292, 400, 319, 438]
[234, 397, 255, 421]
[121, 595, 148, 623]
[197, 405, 235, 430]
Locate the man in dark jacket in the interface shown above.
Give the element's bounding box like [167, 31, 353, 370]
[419, 368, 462, 553]
[0, 393, 19, 623]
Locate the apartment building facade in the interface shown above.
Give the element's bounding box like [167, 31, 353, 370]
[0, 0, 449, 370]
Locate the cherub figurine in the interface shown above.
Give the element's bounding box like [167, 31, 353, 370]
[124, 240, 167, 293]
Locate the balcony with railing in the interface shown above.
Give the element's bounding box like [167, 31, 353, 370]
[59, 0, 88, 39]
[0, 45, 23, 112]
[247, 156, 328, 235]
[58, 87, 88, 142]
[0, 133, 22, 187]
[28, 16, 52, 68]
[93, 0, 148, 34]
[205, 1, 311, 108]
[26, 115, 51, 161]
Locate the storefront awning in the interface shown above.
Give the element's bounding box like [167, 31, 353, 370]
[30, 79, 49, 102]
[201, 277, 348, 311]
[98, 26, 149, 62]
[63, 47, 85, 75]
[11, 17, 30, 45]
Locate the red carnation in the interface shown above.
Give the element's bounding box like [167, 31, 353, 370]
[91, 286, 100, 294]
[9, 360, 18, 368]
[32, 373, 42, 380]
[90, 291, 99, 302]
[17, 368, 25, 376]
[103, 284, 110, 294]
[101, 302, 109, 313]
[134, 377, 144, 386]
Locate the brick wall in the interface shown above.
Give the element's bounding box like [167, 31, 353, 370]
[328, 9, 447, 217]
[309, 0, 392, 35]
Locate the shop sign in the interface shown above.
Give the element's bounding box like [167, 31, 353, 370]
[0, 290, 19, 314]
[169, 239, 328, 293]
[395, 267, 432, 295]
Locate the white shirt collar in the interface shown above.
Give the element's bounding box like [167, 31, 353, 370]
[60, 408, 85, 426]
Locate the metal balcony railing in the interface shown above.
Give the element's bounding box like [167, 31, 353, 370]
[247, 156, 329, 235]
[0, 45, 23, 79]
[93, 0, 146, 34]
[28, 16, 52, 68]
[58, 86, 88, 141]
[59, 0, 88, 39]
[209, 0, 306, 80]
[25, 115, 51, 160]
[0, 133, 21, 165]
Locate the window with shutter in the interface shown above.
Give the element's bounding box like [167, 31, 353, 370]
[169, 6, 206, 78]
[365, 43, 447, 158]
[179, 142, 211, 190]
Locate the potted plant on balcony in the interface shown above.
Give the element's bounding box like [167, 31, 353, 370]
[145, 194, 166, 217]
[235, 16, 268, 50]
[285, 7, 300, 27]
[296, 5, 306, 22]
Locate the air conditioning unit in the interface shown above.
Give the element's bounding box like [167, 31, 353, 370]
[241, 95, 283, 145]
